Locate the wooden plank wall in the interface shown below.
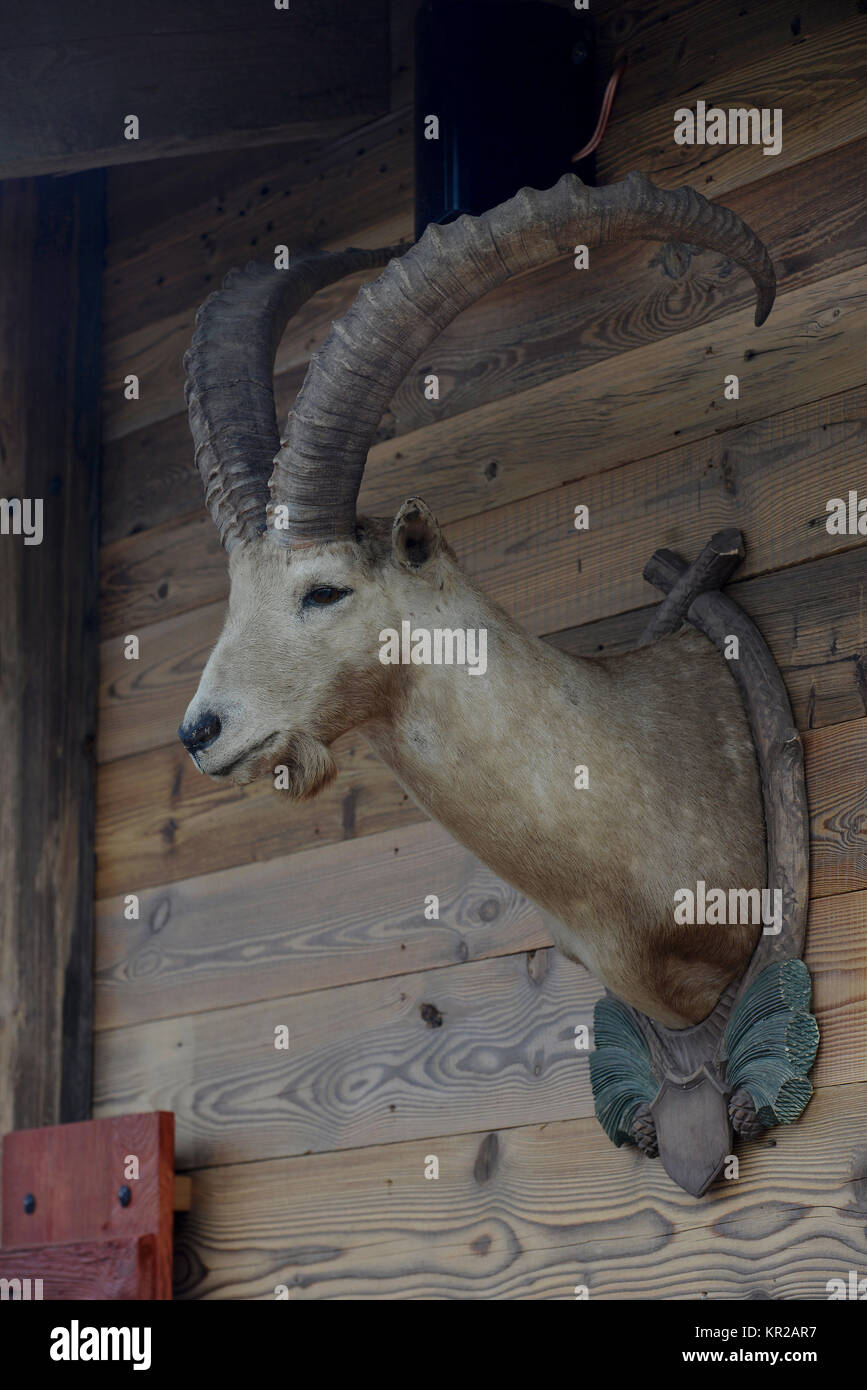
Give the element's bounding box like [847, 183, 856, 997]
[93, 0, 867, 1297]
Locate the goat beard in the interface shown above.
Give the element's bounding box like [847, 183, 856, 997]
[246, 730, 338, 799]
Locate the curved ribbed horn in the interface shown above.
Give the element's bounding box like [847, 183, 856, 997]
[184, 246, 405, 551]
[268, 171, 775, 545]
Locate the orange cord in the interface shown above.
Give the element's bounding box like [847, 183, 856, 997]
[571, 58, 627, 163]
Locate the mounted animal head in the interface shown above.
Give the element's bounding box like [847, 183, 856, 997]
[179, 172, 774, 790]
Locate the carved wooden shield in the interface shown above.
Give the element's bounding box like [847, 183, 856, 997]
[650, 1065, 733, 1197]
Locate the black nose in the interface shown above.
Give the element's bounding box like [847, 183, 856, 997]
[178, 712, 222, 754]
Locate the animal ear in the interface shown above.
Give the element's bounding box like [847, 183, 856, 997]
[392, 497, 442, 570]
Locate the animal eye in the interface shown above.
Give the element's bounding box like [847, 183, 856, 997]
[303, 585, 350, 608]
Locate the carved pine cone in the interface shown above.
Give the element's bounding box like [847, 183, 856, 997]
[632, 1102, 659, 1157]
[729, 1087, 767, 1139]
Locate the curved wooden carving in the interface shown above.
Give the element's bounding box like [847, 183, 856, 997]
[589, 529, 816, 1196]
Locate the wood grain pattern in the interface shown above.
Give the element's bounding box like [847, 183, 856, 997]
[354, 262, 867, 528]
[386, 134, 867, 441]
[102, 365, 311, 545]
[807, 891, 867, 1086]
[99, 10, 867, 452]
[94, 822, 549, 1029]
[101, 508, 227, 642]
[598, 16, 867, 198]
[594, 0, 862, 123]
[105, 143, 323, 249]
[100, 0, 857, 346]
[100, 132, 867, 533]
[95, 728, 419, 898]
[94, 946, 599, 1168]
[98, 269, 867, 645]
[0, 1236, 155, 1300]
[99, 124, 867, 459]
[102, 62, 408, 294]
[171, 1080, 867, 1298]
[102, 244, 405, 444]
[0, 1, 388, 179]
[805, 719, 867, 899]
[103, 0, 414, 249]
[101, 112, 411, 430]
[93, 885, 865, 1169]
[0, 173, 104, 1138]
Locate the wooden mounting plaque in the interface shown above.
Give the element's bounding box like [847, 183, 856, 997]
[590, 531, 815, 1197]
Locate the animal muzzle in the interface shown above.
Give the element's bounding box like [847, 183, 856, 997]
[178, 710, 222, 755]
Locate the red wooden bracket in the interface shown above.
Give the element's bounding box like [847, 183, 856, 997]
[0, 1236, 156, 1299]
[1, 1113, 175, 1299]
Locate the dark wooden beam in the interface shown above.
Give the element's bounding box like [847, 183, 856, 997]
[0, 1, 390, 179]
[0, 170, 104, 1136]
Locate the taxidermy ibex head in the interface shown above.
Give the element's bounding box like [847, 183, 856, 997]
[181, 172, 776, 1033]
